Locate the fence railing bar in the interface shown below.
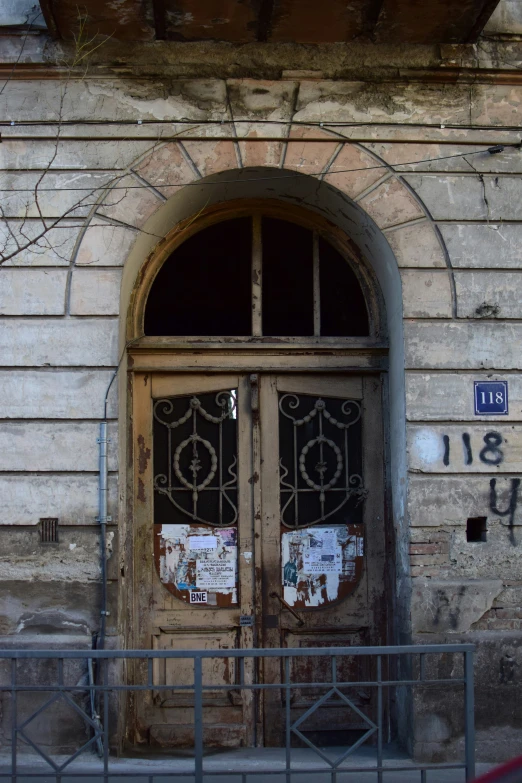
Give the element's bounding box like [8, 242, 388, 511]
[0, 763, 469, 777]
[0, 644, 475, 659]
[103, 658, 109, 783]
[290, 727, 335, 767]
[464, 649, 475, 782]
[377, 654, 383, 783]
[194, 656, 203, 783]
[56, 733, 103, 772]
[15, 730, 59, 771]
[10, 659, 16, 783]
[285, 656, 291, 783]
[88, 657, 104, 758]
[59, 691, 103, 732]
[16, 693, 62, 731]
[332, 725, 378, 768]
[291, 687, 337, 738]
[0, 677, 467, 694]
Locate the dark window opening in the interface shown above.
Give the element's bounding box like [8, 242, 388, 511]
[320, 238, 369, 336]
[145, 218, 252, 337]
[466, 517, 488, 542]
[144, 215, 370, 338]
[262, 218, 314, 337]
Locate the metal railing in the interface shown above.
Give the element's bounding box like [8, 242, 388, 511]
[0, 644, 475, 782]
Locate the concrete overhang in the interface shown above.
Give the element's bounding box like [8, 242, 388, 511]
[37, 0, 501, 45]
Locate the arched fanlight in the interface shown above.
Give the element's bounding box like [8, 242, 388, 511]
[144, 214, 369, 338]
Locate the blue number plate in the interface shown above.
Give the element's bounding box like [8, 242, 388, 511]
[474, 381, 508, 415]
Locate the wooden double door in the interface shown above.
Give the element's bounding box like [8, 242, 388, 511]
[131, 371, 386, 748]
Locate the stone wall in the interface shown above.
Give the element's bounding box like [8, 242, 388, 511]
[0, 5, 521, 757]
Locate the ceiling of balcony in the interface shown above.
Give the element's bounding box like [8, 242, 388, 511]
[38, 0, 501, 44]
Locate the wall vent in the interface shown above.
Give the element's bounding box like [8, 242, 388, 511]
[40, 518, 59, 544]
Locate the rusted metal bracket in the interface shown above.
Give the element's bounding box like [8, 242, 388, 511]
[270, 592, 305, 627]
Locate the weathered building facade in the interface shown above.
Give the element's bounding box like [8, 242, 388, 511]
[0, 0, 522, 763]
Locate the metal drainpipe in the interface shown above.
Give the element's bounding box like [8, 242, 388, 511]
[96, 340, 140, 648]
[90, 376, 116, 758]
[92, 339, 140, 752]
[97, 419, 110, 651]
[90, 414, 111, 757]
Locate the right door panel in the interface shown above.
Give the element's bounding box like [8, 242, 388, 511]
[259, 374, 386, 746]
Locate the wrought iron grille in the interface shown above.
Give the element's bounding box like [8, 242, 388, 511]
[279, 394, 367, 528]
[0, 644, 476, 783]
[153, 390, 238, 527]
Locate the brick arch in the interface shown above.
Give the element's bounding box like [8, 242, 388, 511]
[94, 127, 434, 232]
[72, 124, 451, 313]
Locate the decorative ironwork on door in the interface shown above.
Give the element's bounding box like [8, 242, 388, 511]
[153, 391, 238, 527]
[278, 394, 367, 528]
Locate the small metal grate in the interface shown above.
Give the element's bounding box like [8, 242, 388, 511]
[40, 518, 59, 544]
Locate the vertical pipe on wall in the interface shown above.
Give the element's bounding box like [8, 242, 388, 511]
[90, 419, 110, 757]
[96, 338, 141, 650]
[98, 420, 109, 651]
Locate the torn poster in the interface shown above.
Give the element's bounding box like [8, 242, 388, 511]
[154, 524, 238, 606]
[281, 524, 364, 608]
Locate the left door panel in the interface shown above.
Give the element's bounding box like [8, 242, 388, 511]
[131, 373, 255, 748]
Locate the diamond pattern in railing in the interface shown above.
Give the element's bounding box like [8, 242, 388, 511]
[16, 691, 103, 772]
[291, 686, 378, 769]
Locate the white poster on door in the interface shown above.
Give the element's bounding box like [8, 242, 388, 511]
[196, 558, 236, 589]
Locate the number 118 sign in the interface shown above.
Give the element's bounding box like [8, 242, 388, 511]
[474, 381, 508, 415]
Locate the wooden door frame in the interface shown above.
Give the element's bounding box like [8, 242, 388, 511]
[119, 195, 395, 748]
[121, 345, 393, 746]
[123, 346, 390, 646]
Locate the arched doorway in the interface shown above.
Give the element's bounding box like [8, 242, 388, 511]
[127, 200, 389, 748]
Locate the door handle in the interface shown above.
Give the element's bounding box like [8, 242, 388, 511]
[270, 592, 305, 627]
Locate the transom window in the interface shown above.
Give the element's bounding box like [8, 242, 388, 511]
[144, 215, 369, 338]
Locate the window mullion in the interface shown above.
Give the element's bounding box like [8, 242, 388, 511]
[313, 231, 321, 337]
[252, 214, 263, 337]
